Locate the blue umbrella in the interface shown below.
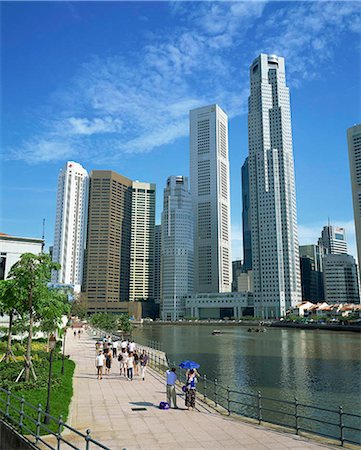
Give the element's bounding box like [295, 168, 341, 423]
[179, 360, 200, 369]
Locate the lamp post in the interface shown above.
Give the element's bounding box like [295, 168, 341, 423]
[61, 327, 67, 375]
[44, 334, 57, 424]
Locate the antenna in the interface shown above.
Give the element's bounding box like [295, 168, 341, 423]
[42, 218, 45, 253]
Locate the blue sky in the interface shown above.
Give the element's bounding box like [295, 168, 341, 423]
[1, 1, 361, 260]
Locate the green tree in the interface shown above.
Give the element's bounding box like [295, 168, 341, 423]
[7, 253, 60, 381]
[71, 293, 88, 319]
[118, 314, 133, 335]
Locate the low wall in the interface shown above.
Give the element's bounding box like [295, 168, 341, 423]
[0, 420, 37, 450]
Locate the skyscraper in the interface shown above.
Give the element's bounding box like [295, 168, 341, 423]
[129, 181, 156, 302]
[299, 244, 324, 302]
[161, 176, 194, 320]
[347, 124, 361, 268]
[52, 161, 88, 292]
[242, 157, 252, 272]
[153, 224, 162, 304]
[190, 104, 232, 294]
[82, 170, 132, 312]
[323, 254, 360, 304]
[318, 225, 347, 255]
[248, 54, 301, 318]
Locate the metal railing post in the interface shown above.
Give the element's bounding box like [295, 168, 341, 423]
[19, 397, 25, 431]
[294, 397, 299, 435]
[203, 375, 207, 401]
[227, 386, 230, 416]
[339, 406, 344, 446]
[214, 379, 218, 407]
[5, 390, 11, 419]
[57, 415, 63, 450]
[85, 429, 91, 450]
[257, 391, 262, 424]
[35, 403, 42, 443]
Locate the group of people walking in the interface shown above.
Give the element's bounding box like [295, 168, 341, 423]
[95, 336, 148, 381]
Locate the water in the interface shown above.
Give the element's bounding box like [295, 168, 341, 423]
[133, 324, 361, 443]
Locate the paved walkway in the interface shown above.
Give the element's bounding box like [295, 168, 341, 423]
[63, 330, 333, 450]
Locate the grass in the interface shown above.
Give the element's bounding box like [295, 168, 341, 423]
[0, 339, 75, 435]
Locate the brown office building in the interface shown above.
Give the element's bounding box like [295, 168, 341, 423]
[83, 170, 135, 313]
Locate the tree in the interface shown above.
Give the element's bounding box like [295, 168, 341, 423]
[118, 314, 133, 335]
[8, 253, 60, 381]
[71, 293, 88, 319]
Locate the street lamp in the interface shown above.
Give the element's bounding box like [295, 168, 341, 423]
[44, 334, 57, 424]
[61, 327, 67, 375]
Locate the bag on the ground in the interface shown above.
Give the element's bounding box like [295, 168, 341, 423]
[159, 401, 170, 410]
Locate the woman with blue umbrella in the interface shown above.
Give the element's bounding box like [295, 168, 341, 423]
[179, 360, 200, 411]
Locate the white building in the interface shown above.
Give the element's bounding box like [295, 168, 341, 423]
[161, 176, 194, 320]
[348, 124, 361, 269]
[323, 254, 360, 304]
[129, 181, 156, 302]
[248, 54, 302, 318]
[153, 224, 162, 304]
[52, 161, 89, 292]
[184, 292, 253, 319]
[190, 104, 232, 294]
[0, 233, 44, 280]
[318, 225, 347, 255]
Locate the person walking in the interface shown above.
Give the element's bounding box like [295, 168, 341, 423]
[105, 348, 112, 375]
[139, 350, 148, 381]
[112, 340, 118, 358]
[166, 368, 178, 408]
[185, 369, 198, 410]
[121, 339, 128, 351]
[128, 340, 136, 353]
[126, 352, 135, 381]
[133, 350, 140, 376]
[119, 348, 128, 377]
[95, 351, 106, 380]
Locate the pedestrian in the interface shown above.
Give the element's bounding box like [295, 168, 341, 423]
[73, 330, 76, 338]
[185, 369, 198, 410]
[120, 348, 128, 377]
[133, 350, 139, 376]
[121, 339, 128, 351]
[112, 340, 118, 358]
[126, 352, 135, 381]
[166, 367, 178, 408]
[95, 351, 106, 380]
[78, 329, 81, 338]
[128, 340, 135, 353]
[105, 348, 112, 375]
[139, 350, 148, 381]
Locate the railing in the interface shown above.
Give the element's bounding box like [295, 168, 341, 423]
[0, 387, 124, 450]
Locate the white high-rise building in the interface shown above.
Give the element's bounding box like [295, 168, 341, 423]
[248, 54, 301, 318]
[190, 104, 232, 294]
[318, 225, 348, 255]
[161, 176, 194, 320]
[129, 181, 156, 302]
[323, 254, 360, 304]
[153, 224, 162, 304]
[52, 161, 89, 292]
[347, 124, 361, 268]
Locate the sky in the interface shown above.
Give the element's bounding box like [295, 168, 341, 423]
[1, 1, 361, 261]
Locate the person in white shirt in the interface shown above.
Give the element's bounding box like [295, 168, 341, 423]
[166, 368, 178, 408]
[126, 352, 135, 381]
[120, 340, 128, 350]
[119, 349, 128, 377]
[128, 341, 136, 353]
[112, 340, 118, 358]
[95, 351, 106, 380]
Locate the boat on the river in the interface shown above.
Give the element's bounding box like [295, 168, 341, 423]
[212, 330, 223, 335]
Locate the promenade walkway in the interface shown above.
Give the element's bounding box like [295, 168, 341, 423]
[63, 330, 333, 450]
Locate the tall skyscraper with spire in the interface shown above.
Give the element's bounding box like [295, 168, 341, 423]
[52, 161, 89, 292]
[248, 54, 301, 318]
[190, 104, 232, 294]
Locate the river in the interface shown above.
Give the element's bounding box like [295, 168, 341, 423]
[133, 324, 361, 443]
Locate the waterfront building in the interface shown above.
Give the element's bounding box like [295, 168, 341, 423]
[323, 254, 360, 304]
[347, 124, 361, 272]
[237, 271, 254, 293]
[248, 54, 302, 318]
[241, 157, 252, 272]
[190, 104, 232, 294]
[299, 245, 324, 302]
[161, 176, 194, 320]
[183, 291, 253, 319]
[82, 170, 133, 312]
[52, 161, 88, 292]
[129, 181, 156, 302]
[0, 233, 44, 280]
[153, 224, 162, 304]
[232, 260, 243, 292]
[318, 225, 347, 255]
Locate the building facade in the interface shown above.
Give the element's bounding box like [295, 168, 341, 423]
[52, 161, 88, 291]
[318, 225, 347, 255]
[323, 254, 360, 304]
[161, 176, 194, 320]
[190, 104, 232, 294]
[348, 124, 361, 271]
[248, 54, 302, 318]
[242, 157, 252, 272]
[232, 260, 243, 292]
[129, 181, 156, 302]
[299, 244, 324, 302]
[82, 170, 133, 312]
[153, 224, 162, 304]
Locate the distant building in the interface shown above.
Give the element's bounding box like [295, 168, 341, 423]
[82, 170, 133, 313]
[52, 161, 89, 292]
[299, 245, 324, 302]
[232, 260, 243, 292]
[318, 225, 347, 255]
[190, 104, 232, 294]
[347, 124, 361, 273]
[323, 254, 360, 304]
[0, 233, 44, 280]
[129, 181, 156, 302]
[161, 176, 194, 320]
[153, 225, 162, 304]
[237, 271, 253, 293]
[241, 157, 252, 272]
